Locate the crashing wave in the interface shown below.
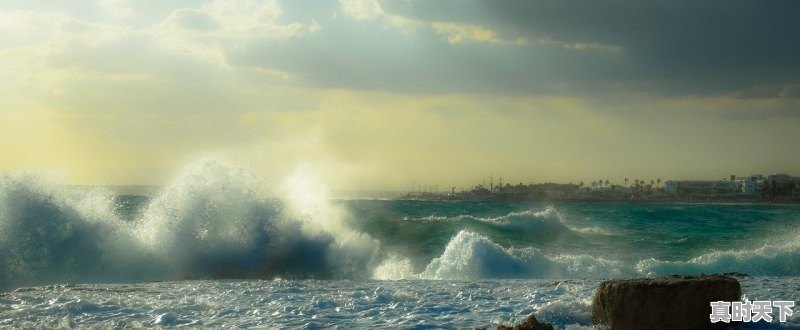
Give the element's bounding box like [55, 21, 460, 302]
[0, 160, 379, 290]
[419, 230, 629, 280]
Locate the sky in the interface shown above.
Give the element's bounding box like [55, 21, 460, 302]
[1, 0, 799, 191]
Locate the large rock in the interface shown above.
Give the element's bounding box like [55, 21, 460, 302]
[592, 275, 741, 330]
[496, 314, 553, 330]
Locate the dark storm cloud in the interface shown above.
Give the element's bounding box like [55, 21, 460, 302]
[228, 14, 635, 95]
[377, 0, 800, 98]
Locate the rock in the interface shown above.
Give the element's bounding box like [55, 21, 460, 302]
[496, 314, 554, 330]
[592, 275, 741, 330]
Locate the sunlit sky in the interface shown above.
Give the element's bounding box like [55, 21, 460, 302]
[1, 0, 799, 190]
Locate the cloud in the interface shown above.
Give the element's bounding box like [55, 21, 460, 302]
[307, 19, 322, 34]
[158, 0, 307, 38]
[339, 0, 382, 21]
[154, 0, 311, 66]
[431, 22, 501, 45]
[1, 0, 800, 188]
[377, 0, 800, 98]
[97, 0, 135, 19]
[536, 37, 622, 52]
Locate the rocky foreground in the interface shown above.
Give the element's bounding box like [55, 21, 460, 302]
[592, 275, 741, 330]
[487, 275, 741, 330]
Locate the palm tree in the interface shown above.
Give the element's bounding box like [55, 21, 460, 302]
[605, 179, 610, 187]
[657, 178, 661, 187]
[624, 178, 629, 187]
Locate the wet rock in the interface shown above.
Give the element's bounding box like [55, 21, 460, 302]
[496, 314, 554, 330]
[592, 275, 741, 330]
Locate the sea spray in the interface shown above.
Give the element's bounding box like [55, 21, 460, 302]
[282, 164, 380, 278]
[0, 159, 380, 290]
[3, 165, 800, 292]
[2, 189, 799, 327]
[136, 159, 379, 279]
[0, 172, 155, 290]
[373, 256, 415, 280]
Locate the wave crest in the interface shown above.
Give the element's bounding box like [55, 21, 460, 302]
[0, 173, 148, 289]
[0, 160, 379, 290]
[420, 230, 629, 280]
[637, 235, 800, 276]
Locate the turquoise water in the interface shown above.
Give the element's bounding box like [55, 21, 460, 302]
[1, 161, 799, 328]
[347, 200, 800, 278]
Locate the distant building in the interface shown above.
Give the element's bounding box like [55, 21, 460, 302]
[665, 173, 800, 199]
[742, 175, 765, 195]
[664, 179, 743, 195]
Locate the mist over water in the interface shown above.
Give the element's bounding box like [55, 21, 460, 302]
[2, 159, 800, 292]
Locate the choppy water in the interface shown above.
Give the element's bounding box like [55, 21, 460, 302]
[1, 160, 799, 328]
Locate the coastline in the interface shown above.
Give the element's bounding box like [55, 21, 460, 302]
[395, 195, 800, 204]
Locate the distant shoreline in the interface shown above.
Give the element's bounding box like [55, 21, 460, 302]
[393, 195, 800, 204]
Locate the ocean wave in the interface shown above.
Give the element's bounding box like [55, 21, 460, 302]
[134, 160, 379, 280]
[3, 163, 799, 291]
[0, 160, 379, 290]
[0, 172, 153, 290]
[414, 207, 614, 238]
[636, 232, 800, 276]
[419, 230, 630, 280]
[413, 229, 800, 280]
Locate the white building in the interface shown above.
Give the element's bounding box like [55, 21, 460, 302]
[742, 175, 765, 195]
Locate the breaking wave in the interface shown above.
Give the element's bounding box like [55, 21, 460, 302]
[410, 229, 800, 280]
[0, 173, 154, 289]
[636, 234, 800, 276]
[2, 161, 799, 291]
[419, 230, 630, 280]
[0, 160, 378, 291]
[412, 207, 611, 238]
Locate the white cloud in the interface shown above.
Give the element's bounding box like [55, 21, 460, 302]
[308, 19, 322, 34]
[155, 0, 309, 65]
[0, 10, 122, 49]
[97, 0, 136, 19]
[160, 0, 304, 37]
[339, 0, 382, 21]
[431, 22, 502, 45]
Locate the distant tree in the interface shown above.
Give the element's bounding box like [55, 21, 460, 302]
[605, 179, 610, 187]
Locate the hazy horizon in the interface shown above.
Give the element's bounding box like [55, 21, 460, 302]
[2, 0, 799, 191]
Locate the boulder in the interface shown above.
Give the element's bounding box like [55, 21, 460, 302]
[592, 275, 741, 330]
[496, 314, 554, 330]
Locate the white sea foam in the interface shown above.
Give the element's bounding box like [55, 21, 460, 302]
[135, 159, 379, 279]
[637, 231, 800, 277]
[420, 230, 630, 280]
[2, 161, 800, 292]
[372, 256, 415, 280]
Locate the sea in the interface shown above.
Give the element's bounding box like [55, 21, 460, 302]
[1, 160, 799, 329]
